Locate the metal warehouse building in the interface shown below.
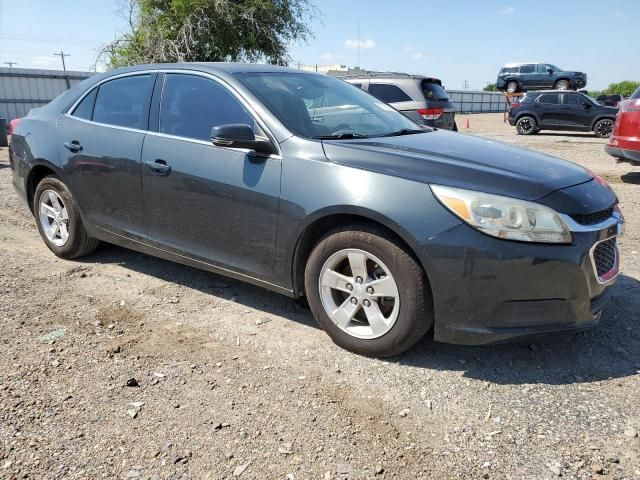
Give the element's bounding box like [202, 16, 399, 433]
[0, 67, 94, 121]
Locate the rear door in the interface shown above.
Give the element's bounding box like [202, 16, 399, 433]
[141, 72, 281, 280]
[534, 93, 562, 125]
[57, 73, 156, 240]
[518, 64, 536, 89]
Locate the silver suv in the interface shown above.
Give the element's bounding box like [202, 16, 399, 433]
[340, 73, 457, 131]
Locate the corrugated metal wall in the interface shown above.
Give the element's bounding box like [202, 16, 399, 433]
[448, 90, 506, 113]
[0, 67, 94, 120]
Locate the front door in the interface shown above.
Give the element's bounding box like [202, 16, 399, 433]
[141, 73, 281, 280]
[560, 93, 593, 128]
[57, 73, 156, 240]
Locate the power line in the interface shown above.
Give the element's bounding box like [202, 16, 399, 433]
[53, 51, 71, 88]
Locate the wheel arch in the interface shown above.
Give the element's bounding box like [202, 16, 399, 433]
[590, 115, 617, 130]
[290, 208, 428, 299]
[26, 160, 65, 214]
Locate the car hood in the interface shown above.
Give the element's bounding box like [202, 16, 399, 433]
[321, 129, 593, 202]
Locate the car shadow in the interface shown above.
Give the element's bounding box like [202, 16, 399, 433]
[76, 242, 320, 330]
[77, 244, 639, 386]
[393, 274, 640, 385]
[535, 132, 597, 139]
[621, 172, 640, 184]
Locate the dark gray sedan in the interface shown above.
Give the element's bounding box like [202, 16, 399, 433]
[9, 63, 623, 357]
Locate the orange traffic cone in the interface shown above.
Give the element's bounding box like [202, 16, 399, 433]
[464, 118, 470, 129]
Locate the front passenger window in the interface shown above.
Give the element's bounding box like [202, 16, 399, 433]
[160, 74, 256, 142]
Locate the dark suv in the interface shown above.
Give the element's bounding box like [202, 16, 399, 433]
[508, 91, 618, 137]
[341, 73, 457, 131]
[497, 63, 587, 93]
[597, 94, 624, 107]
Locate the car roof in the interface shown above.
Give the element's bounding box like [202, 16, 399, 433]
[525, 90, 584, 94]
[100, 62, 310, 77]
[339, 72, 442, 82]
[503, 62, 544, 67]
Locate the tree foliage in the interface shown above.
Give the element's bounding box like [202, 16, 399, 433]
[483, 83, 497, 92]
[604, 80, 640, 97]
[100, 0, 316, 68]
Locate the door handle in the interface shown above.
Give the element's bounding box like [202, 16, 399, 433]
[64, 140, 82, 153]
[145, 159, 172, 176]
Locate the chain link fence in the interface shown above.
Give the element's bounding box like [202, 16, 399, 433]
[448, 90, 505, 113]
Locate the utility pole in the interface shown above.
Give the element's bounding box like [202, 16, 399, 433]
[357, 24, 360, 69]
[3, 61, 17, 68]
[463, 80, 469, 91]
[53, 51, 71, 89]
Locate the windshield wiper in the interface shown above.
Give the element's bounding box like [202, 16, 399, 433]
[311, 132, 367, 140]
[379, 128, 425, 137]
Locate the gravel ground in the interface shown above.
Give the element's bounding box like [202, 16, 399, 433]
[1, 114, 639, 480]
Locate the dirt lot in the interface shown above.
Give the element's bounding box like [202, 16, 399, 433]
[1, 113, 639, 480]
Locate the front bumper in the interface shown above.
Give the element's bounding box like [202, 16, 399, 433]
[572, 78, 587, 89]
[606, 144, 640, 162]
[419, 212, 622, 345]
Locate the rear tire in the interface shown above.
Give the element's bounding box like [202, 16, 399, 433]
[506, 81, 519, 93]
[304, 224, 432, 357]
[34, 175, 99, 259]
[516, 116, 537, 135]
[593, 119, 614, 139]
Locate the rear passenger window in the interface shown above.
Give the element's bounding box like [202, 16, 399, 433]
[160, 74, 256, 142]
[538, 94, 559, 104]
[520, 65, 535, 74]
[563, 94, 582, 106]
[368, 84, 412, 104]
[72, 88, 97, 120]
[93, 75, 153, 129]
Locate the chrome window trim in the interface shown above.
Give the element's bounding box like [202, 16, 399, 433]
[63, 67, 282, 158]
[65, 70, 157, 116]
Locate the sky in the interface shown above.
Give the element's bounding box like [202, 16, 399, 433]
[1, 0, 638, 90]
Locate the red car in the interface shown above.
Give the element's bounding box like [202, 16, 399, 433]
[606, 86, 640, 162]
[8, 117, 21, 135]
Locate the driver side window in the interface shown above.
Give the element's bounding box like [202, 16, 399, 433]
[160, 74, 258, 142]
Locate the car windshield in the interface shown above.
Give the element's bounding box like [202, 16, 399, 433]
[235, 72, 421, 139]
[547, 64, 560, 71]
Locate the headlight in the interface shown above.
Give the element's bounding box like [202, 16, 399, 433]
[431, 185, 571, 244]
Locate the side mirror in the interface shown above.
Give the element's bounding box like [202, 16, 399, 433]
[211, 124, 274, 155]
[546, 68, 553, 74]
[582, 101, 592, 108]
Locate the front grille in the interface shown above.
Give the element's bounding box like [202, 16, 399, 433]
[593, 238, 617, 278]
[571, 207, 614, 226]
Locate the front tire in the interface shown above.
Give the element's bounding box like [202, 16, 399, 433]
[593, 119, 614, 139]
[34, 175, 99, 259]
[516, 116, 537, 135]
[304, 224, 432, 357]
[555, 79, 570, 90]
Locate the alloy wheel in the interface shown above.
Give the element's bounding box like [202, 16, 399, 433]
[39, 190, 70, 246]
[318, 248, 400, 339]
[596, 120, 614, 138]
[517, 118, 535, 134]
[506, 82, 518, 93]
[556, 80, 569, 90]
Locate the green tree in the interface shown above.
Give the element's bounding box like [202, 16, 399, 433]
[483, 83, 497, 92]
[100, 0, 316, 68]
[604, 80, 640, 97]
